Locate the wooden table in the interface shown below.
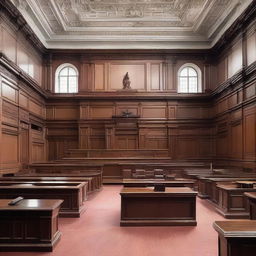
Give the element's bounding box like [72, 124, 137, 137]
[213, 220, 256, 256]
[244, 192, 256, 219]
[0, 199, 63, 252]
[123, 178, 195, 188]
[0, 182, 86, 217]
[120, 187, 197, 226]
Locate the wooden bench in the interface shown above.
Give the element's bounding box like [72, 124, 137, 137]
[216, 184, 256, 218]
[0, 181, 87, 202]
[197, 174, 256, 200]
[0, 182, 86, 217]
[0, 176, 94, 194]
[16, 172, 102, 191]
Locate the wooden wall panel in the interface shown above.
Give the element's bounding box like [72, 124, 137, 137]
[1, 79, 18, 103]
[150, 63, 161, 90]
[141, 103, 167, 119]
[54, 106, 78, 120]
[29, 100, 44, 118]
[94, 64, 105, 91]
[1, 125, 19, 173]
[31, 143, 44, 163]
[2, 26, 16, 63]
[2, 100, 18, 127]
[176, 107, 211, 119]
[243, 106, 256, 160]
[247, 27, 256, 66]
[0, 18, 43, 86]
[228, 40, 243, 78]
[19, 92, 29, 109]
[89, 105, 115, 119]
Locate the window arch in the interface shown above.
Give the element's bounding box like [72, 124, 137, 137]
[178, 63, 202, 93]
[55, 63, 78, 93]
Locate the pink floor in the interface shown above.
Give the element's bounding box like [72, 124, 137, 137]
[0, 185, 226, 256]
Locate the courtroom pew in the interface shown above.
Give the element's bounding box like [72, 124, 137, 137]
[29, 161, 207, 182]
[197, 176, 256, 199]
[0, 199, 62, 252]
[16, 171, 102, 191]
[216, 184, 256, 218]
[204, 178, 256, 204]
[0, 181, 87, 202]
[0, 176, 94, 194]
[213, 220, 256, 256]
[0, 182, 86, 217]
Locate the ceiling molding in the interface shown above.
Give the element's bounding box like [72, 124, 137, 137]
[8, 0, 253, 50]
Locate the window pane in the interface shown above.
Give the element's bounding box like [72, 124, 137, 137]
[68, 67, 77, 76]
[180, 67, 188, 76]
[188, 67, 197, 76]
[179, 77, 188, 92]
[188, 77, 198, 93]
[68, 77, 78, 93]
[59, 76, 68, 93]
[59, 67, 68, 76]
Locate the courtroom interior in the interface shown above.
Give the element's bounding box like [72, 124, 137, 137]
[0, 0, 256, 255]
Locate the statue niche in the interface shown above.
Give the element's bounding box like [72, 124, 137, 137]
[122, 72, 131, 90]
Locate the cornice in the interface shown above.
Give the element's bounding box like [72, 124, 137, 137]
[0, 0, 46, 54]
[211, 0, 256, 57]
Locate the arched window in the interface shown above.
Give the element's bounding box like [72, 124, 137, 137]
[178, 64, 202, 93]
[55, 64, 78, 93]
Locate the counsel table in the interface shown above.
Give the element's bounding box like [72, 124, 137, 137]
[0, 199, 63, 252]
[213, 220, 256, 256]
[120, 187, 197, 226]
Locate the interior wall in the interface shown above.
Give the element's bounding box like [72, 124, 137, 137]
[0, 2, 255, 173]
[0, 17, 43, 87]
[0, 14, 46, 175]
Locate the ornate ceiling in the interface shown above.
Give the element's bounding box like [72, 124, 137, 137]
[12, 0, 253, 49]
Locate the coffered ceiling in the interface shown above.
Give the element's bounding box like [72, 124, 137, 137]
[12, 0, 253, 49]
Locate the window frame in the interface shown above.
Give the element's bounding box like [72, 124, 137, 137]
[177, 63, 202, 93]
[55, 63, 79, 93]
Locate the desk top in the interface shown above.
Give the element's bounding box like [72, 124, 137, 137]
[120, 187, 197, 196]
[213, 221, 256, 237]
[0, 181, 86, 189]
[207, 177, 256, 182]
[0, 199, 63, 211]
[217, 184, 256, 190]
[0, 177, 92, 181]
[123, 179, 195, 184]
[244, 192, 256, 200]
